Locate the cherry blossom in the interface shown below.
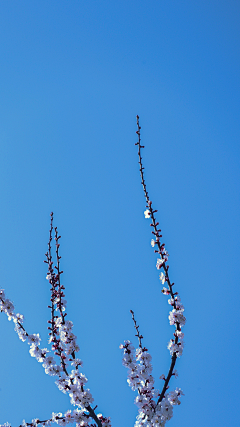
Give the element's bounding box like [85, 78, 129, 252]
[151, 239, 156, 247]
[159, 272, 165, 284]
[144, 209, 151, 218]
[156, 258, 164, 270]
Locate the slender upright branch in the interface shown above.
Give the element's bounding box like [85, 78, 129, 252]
[54, 226, 65, 325]
[130, 310, 143, 349]
[48, 216, 102, 427]
[45, 214, 69, 376]
[135, 116, 181, 404]
[45, 212, 56, 340]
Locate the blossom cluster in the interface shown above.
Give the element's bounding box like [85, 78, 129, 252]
[0, 289, 61, 376]
[167, 295, 185, 358]
[0, 289, 26, 341]
[120, 341, 184, 427]
[0, 218, 111, 427]
[0, 409, 111, 427]
[145, 210, 186, 359]
[0, 284, 108, 427]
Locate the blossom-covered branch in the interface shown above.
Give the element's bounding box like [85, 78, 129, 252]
[120, 116, 185, 427]
[0, 213, 111, 427]
[1, 409, 110, 427]
[136, 115, 185, 399]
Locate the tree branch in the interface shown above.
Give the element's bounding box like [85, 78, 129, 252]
[130, 309, 143, 349]
[135, 115, 181, 404]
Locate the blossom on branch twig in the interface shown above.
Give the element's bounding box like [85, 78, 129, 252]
[120, 116, 186, 427]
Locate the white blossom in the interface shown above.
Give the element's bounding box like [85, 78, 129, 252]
[168, 388, 184, 406]
[161, 287, 170, 295]
[28, 333, 41, 346]
[71, 358, 83, 368]
[42, 356, 55, 368]
[175, 330, 184, 339]
[161, 247, 169, 262]
[14, 323, 27, 342]
[51, 413, 62, 424]
[144, 209, 151, 218]
[169, 309, 186, 327]
[167, 340, 184, 357]
[156, 258, 164, 269]
[151, 239, 155, 247]
[45, 365, 59, 376]
[159, 272, 165, 284]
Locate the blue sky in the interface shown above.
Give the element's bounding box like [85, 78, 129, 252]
[0, 1, 239, 427]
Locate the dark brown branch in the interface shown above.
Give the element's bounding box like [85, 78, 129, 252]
[54, 226, 65, 326]
[130, 310, 143, 349]
[86, 405, 102, 427]
[19, 412, 99, 427]
[47, 216, 102, 427]
[46, 212, 56, 339]
[45, 214, 69, 376]
[135, 116, 181, 404]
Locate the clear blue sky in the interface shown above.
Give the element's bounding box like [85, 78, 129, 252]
[0, 1, 239, 427]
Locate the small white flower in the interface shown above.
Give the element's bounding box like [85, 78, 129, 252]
[54, 365, 62, 375]
[161, 287, 170, 295]
[169, 309, 186, 327]
[168, 387, 184, 405]
[14, 313, 24, 323]
[42, 356, 55, 368]
[151, 239, 155, 247]
[159, 272, 165, 284]
[29, 343, 42, 359]
[64, 411, 73, 423]
[28, 333, 41, 346]
[1, 298, 14, 314]
[51, 413, 62, 424]
[175, 330, 184, 339]
[167, 340, 184, 357]
[45, 364, 58, 376]
[156, 258, 164, 269]
[71, 358, 83, 368]
[144, 209, 151, 219]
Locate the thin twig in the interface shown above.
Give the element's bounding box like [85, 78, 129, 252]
[130, 309, 143, 349]
[54, 226, 65, 325]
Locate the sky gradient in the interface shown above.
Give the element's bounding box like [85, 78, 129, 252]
[0, 2, 239, 427]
